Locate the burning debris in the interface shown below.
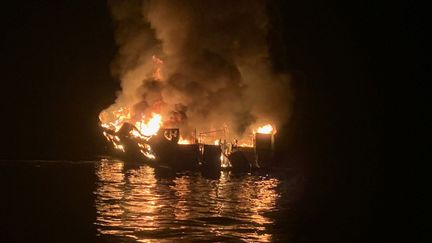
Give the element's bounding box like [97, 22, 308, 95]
[99, 0, 290, 171]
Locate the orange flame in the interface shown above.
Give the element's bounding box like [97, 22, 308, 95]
[256, 124, 275, 134]
[134, 113, 162, 137]
[99, 55, 167, 156]
[99, 55, 165, 138]
[178, 136, 192, 145]
[100, 107, 163, 137]
[239, 142, 253, 147]
[99, 107, 132, 132]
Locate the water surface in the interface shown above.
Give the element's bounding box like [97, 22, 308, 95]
[0, 159, 295, 242]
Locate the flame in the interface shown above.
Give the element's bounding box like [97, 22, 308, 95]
[100, 108, 163, 138]
[99, 55, 165, 138]
[113, 143, 125, 152]
[99, 107, 132, 132]
[138, 143, 156, 160]
[239, 142, 253, 147]
[256, 124, 275, 134]
[100, 108, 163, 156]
[178, 136, 192, 144]
[134, 113, 162, 137]
[99, 55, 167, 157]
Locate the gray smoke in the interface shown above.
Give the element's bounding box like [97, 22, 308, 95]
[103, 0, 292, 139]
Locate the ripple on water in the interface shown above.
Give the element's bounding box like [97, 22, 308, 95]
[94, 159, 290, 242]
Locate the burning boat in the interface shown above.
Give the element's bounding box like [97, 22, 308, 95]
[100, 111, 276, 173]
[98, 52, 280, 172]
[97, 0, 292, 174]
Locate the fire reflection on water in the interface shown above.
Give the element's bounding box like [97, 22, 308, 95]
[95, 159, 285, 242]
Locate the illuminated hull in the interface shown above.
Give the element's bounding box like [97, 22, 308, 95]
[107, 142, 212, 172]
[105, 137, 218, 172]
[107, 136, 158, 166]
[103, 126, 275, 172]
[104, 127, 201, 171]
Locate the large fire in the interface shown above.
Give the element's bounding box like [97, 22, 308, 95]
[99, 55, 276, 162]
[133, 113, 162, 137]
[100, 112, 276, 147]
[100, 109, 162, 138]
[100, 55, 164, 141]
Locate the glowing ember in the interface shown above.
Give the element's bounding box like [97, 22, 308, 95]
[140, 150, 156, 160]
[113, 143, 125, 152]
[256, 124, 275, 134]
[138, 143, 156, 160]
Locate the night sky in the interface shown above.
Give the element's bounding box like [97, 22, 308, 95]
[1, 1, 117, 159]
[0, 1, 424, 242]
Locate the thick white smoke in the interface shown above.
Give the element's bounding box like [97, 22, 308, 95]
[101, 0, 292, 139]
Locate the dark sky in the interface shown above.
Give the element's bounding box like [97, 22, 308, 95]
[0, 1, 424, 241]
[1, 1, 118, 159]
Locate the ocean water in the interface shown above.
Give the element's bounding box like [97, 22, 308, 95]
[0, 159, 298, 242]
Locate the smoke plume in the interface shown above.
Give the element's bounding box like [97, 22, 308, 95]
[102, 0, 292, 139]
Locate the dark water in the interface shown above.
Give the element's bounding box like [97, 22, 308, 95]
[0, 159, 299, 242]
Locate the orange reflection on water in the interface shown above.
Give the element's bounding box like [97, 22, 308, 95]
[94, 159, 283, 242]
[95, 160, 162, 238]
[171, 176, 191, 221]
[122, 166, 160, 231]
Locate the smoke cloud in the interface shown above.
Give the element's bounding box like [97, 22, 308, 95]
[102, 0, 292, 139]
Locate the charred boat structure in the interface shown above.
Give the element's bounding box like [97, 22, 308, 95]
[102, 123, 275, 173]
